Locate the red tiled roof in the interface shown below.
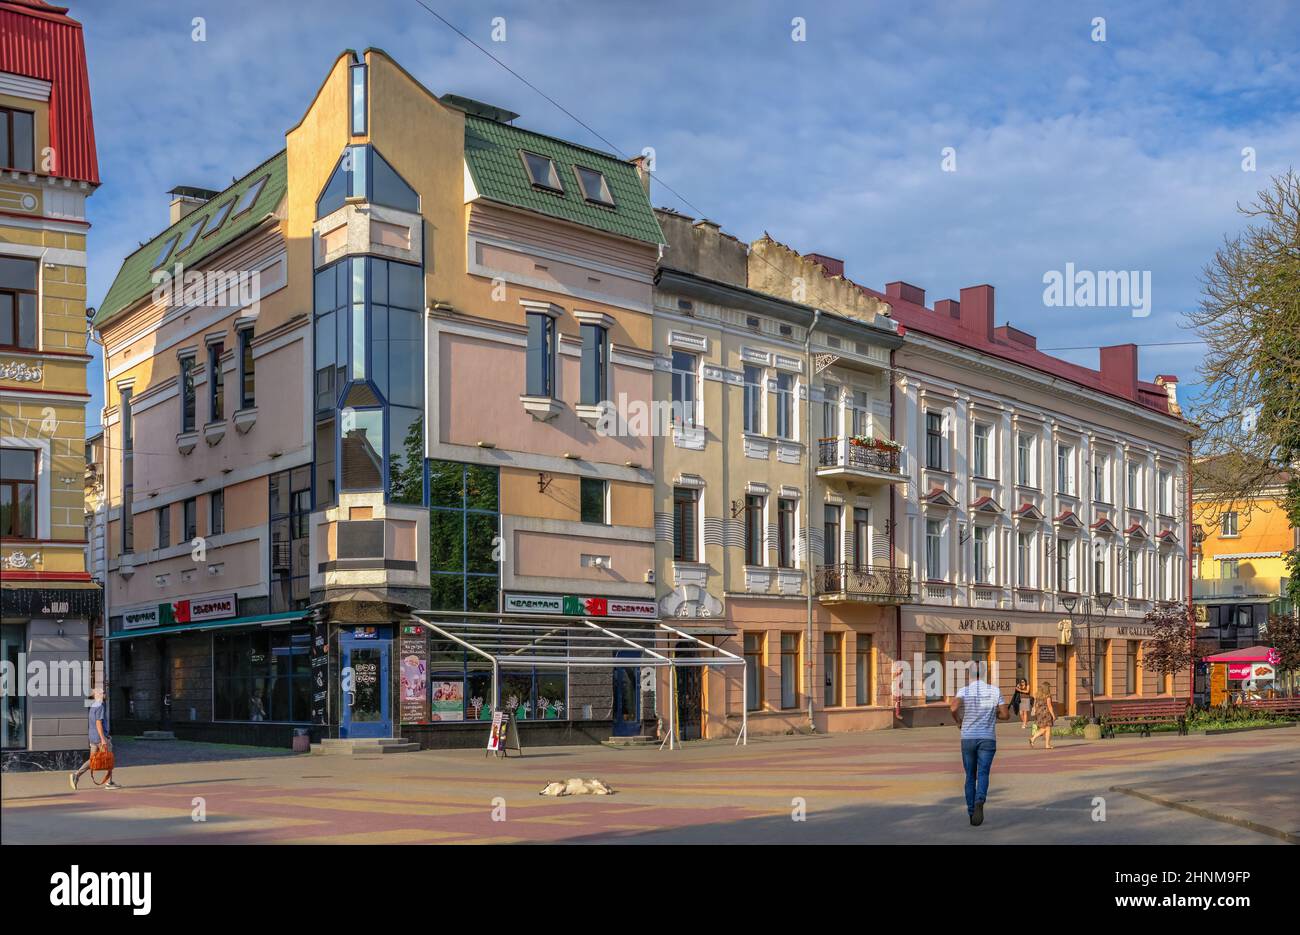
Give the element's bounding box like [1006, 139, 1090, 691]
[0, 0, 99, 184]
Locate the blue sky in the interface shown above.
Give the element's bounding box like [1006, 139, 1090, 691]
[77, 0, 1300, 430]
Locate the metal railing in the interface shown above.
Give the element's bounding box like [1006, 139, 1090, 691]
[814, 563, 912, 601]
[1192, 575, 1289, 600]
[817, 438, 902, 475]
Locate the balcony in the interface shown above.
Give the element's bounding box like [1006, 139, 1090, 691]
[816, 437, 906, 485]
[815, 563, 912, 604]
[1193, 575, 1289, 601]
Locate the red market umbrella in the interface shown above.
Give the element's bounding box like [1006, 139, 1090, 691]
[1202, 645, 1278, 664]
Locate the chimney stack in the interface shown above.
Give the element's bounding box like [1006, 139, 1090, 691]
[957, 284, 995, 342]
[168, 186, 218, 224]
[1099, 344, 1139, 400]
[994, 324, 1037, 349]
[885, 281, 926, 306]
[806, 253, 844, 278]
[934, 298, 960, 319]
[629, 155, 652, 195]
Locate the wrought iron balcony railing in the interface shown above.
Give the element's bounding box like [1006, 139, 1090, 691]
[814, 563, 912, 602]
[817, 438, 903, 475]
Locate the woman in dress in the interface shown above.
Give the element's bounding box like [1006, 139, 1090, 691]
[1011, 678, 1033, 729]
[1028, 681, 1056, 749]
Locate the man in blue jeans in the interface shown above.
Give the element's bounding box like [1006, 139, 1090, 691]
[949, 674, 1009, 826]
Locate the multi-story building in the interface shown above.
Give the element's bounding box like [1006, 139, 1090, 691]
[95, 49, 668, 747]
[652, 217, 905, 738]
[0, 0, 101, 768]
[875, 278, 1195, 722]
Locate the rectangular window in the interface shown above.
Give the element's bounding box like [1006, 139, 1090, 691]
[1158, 470, 1171, 514]
[208, 342, 224, 421]
[774, 373, 794, 439]
[0, 448, 37, 539]
[926, 411, 944, 470]
[855, 635, 874, 706]
[822, 385, 839, 439]
[973, 526, 990, 584]
[1057, 538, 1074, 592]
[350, 63, 367, 135]
[670, 350, 697, 428]
[853, 507, 870, 571]
[120, 387, 134, 554]
[1093, 638, 1109, 696]
[1220, 512, 1238, 537]
[579, 323, 607, 407]
[156, 505, 171, 550]
[743, 365, 763, 434]
[1057, 444, 1073, 495]
[521, 151, 563, 192]
[580, 477, 608, 524]
[574, 166, 615, 206]
[672, 487, 697, 562]
[973, 423, 991, 478]
[1017, 531, 1032, 587]
[925, 633, 945, 701]
[1094, 543, 1106, 595]
[1127, 462, 1140, 507]
[1017, 433, 1032, 486]
[270, 466, 313, 613]
[972, 635, 994, 681]
[428, 461, 501, 613]
[777, 498, 796, 568]
[780, 633, 800, 709]
[1094, 454, 1109, 501]
[823, 504, 841, 568]
[1126, 641, 1138, 694]
[238, 328, 255, 409]
[1016, 637, 1034, 686]
[1127, 547, 1141, 597]
[744, 633, 763, 711]
[823, 633, 842, 707]
[744, 494, 765, 566]
[210, 488, 225, 536]
[183, 497, 197, 543]
[525, 312, 555, 398]
[0, 256, 38, 350]
[0, 106, 35, 172]
[1158, 552, 1170, 600]
[213, 628, 313, 722]
[926, 519, 943, 580]
[179, 355, 196, 433]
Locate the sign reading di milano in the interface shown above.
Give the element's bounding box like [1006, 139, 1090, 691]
[122, 593, 237, 630]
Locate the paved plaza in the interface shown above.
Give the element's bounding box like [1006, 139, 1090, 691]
[2, 724, 1295, 844]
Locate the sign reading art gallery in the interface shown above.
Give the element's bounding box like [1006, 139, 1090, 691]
[957, 618, 1012, 633]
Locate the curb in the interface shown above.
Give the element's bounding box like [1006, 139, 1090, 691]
[1111, 784, 1298, 844]
[1200, 722, 1298, 736]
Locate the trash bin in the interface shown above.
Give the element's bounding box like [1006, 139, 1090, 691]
[292, 728, 310, 753]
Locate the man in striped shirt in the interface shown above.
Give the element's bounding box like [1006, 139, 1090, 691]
[950, 675, 1009, 826]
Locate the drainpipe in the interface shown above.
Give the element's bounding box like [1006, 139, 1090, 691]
[804, 309, 821, 731]
[890, 346, 901, 725]
[1186, 437, 1195, 707]
[88, 317, 109, 701]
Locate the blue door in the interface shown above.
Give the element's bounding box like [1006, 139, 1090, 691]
[611, 651, 641, 736]
[341, 629, 391, 738]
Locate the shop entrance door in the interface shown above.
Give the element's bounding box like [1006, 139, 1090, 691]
[341, 631, 391, 738]
[611, 651, 641, 736]
[677, 666, 703, 741]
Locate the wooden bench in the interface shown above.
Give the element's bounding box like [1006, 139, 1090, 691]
[1102, 699, 1189, 738]
[1242, 697, 1300, 719]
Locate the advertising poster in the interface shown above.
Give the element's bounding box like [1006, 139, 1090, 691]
[431, 677, 464, 722]
[399, 628, 429, 724]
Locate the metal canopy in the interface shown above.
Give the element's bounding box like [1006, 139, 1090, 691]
[411, 610, 747, 747]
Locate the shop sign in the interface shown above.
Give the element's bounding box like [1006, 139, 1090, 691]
[1112, 625, 1155, 638]
[351, 626, 381, 640]
[957, 618, 1012, 633]
[310, 618, 328, 724]
[187, 593, 236, 622]
[123, 606, 160, 630]
[1038, 644, 1057, 664]
[1228, 662, 1274, 681]
[399, 631, 429, 724]
[506, 593, 657, 619]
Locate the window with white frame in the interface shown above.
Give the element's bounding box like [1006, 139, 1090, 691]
[972, 525, 992, 584]
[1017, 433, 1034, 486]
[670, 350, 698, 428]
[1158, 551, 1171, 600]
[742, 365, 763, 435]
[926, 519, 944, 581]
[1220, 511, 1238, 537]
[822, 385, 840, 439]
[1017, 530, 1034, 588]
[1127, 461, 1142, 509]
[1093, 541, 1108, 595]
[852, 390, 871, 437]
[1127, 546, 1142, 597]
[774, 373, 795, 440]
[1094, 453, 1109, 502]
[925, 411, 945, 471]
[1157, 469, 1171, 515]
[973, 423, 992, 478]
[1056, 444, 1075, 495]
[1057, 537, 1076, 592]
[525, 312, 556, 398]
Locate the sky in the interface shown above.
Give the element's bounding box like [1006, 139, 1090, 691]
[74, 0, 1300, 432]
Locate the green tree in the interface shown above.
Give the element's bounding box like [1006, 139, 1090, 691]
[1141, 603, 1195, 691]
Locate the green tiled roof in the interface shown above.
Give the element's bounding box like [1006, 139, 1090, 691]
[95, 150, 288, 327]
[463, 115, 663, 246]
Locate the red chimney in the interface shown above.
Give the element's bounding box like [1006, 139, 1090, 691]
[885, 281, 926, 306]
[994, 324, 1036, 349]
[806, 253, 844, 278]
[1099, 344, 1139, 400]
[957, 285, 995, 341]
[935, 299, 960, 320]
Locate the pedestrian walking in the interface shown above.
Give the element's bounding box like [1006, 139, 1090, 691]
[949, 672, 1010, 826]
[1010, 678, 1034, 729]
[69, 688, 119, 790]
[1029, 681, 1057, 749]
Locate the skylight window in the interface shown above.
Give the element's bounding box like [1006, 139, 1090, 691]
[174, 219, 203, 254]
[574, 165, 614, 206]
[521, 151, 563, 193]
[202, 199, 235, 236]
[151, 233, 180, 269]
[231, 175, 269, 219]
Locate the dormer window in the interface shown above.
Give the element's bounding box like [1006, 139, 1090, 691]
[0, 106, 35, 172]
[152, 233, 181, 270]
[202, 199, 235, 236]
[521, 151, 563, 193]
[574, 165, 614, 206]
[174, 219, 203, 254]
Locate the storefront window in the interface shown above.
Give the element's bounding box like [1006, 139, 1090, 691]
[1, 624, 25, 748]
[429, 461, 500, 613]
[213, 628, 312, 722]
[744, 632, 763, 710]
[925, 633, 945, 701]
[972, 635, 994, 682]
[428, 638, 565, 720]
[856, 634, 873, 706]
[780, 632, 800, 709]
[1016, 637, 1033, 686]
